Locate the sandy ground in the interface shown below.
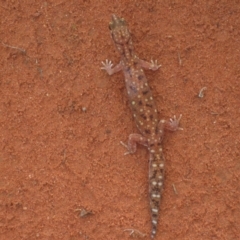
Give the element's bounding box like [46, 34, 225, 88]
[0, 1, 240, 240]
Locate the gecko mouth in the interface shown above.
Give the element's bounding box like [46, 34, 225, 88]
[109, 14, 126, 30]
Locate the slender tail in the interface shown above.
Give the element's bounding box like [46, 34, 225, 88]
[149, 151, 165, 238]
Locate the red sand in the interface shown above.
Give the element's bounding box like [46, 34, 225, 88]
[0, 1, 239, 239]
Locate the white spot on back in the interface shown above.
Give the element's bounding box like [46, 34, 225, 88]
[152, 193, 161, 198]
[152, 208, 158, 213]
[152, 220, 157, 225]
[158, 182, 163, 187]
[152, 181, 157, 186]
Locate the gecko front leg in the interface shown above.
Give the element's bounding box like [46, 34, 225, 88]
[139, 59, 161, 71]
[101, 60, 122, 75]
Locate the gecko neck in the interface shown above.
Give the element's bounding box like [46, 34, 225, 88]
[120, 43, 136, 64]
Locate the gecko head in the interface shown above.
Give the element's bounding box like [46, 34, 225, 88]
[109, 14, 131, 45]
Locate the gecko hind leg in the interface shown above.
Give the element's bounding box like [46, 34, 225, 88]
[120, 133, 148, 155]
[158, 114, 183, 134]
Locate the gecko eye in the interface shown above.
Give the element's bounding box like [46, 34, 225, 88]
[109, 22, 113, 30]
[120, 18, 126, 24]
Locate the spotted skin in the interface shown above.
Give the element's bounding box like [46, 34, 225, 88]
[101, 15, 182, 239]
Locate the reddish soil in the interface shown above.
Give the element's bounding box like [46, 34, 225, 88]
[0, 1, 239, 240]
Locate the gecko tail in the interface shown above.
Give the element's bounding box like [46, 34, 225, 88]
[149, 151, 165, 238]
[151, 224, 157, 238]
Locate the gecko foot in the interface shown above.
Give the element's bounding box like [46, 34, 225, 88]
[101, 59, 113, 71]
[169, 114, 183, 131]
[150, 59, 161, 70]
[120, 141, 131, 155]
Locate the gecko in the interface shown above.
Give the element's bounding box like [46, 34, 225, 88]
[101, 14, 182, 239]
